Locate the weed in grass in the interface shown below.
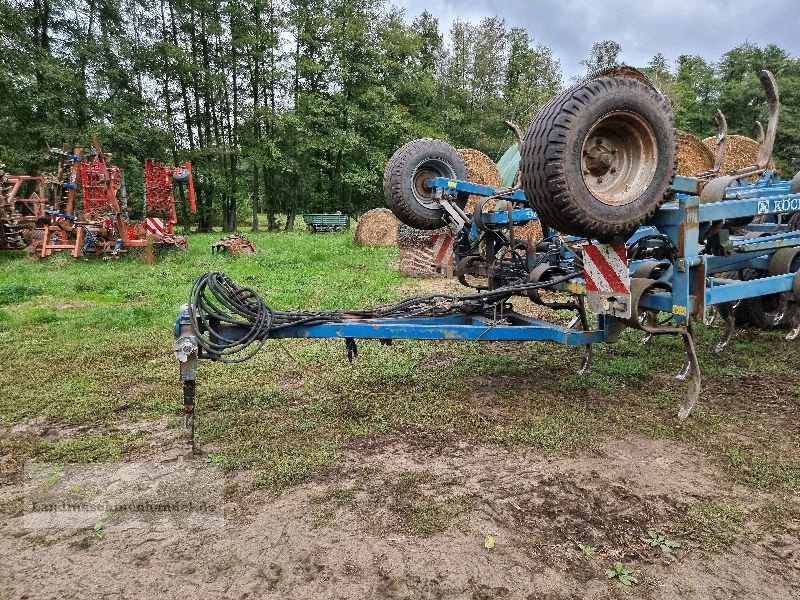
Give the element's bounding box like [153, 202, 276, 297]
[28, 309, 61, 324]
[253, 446, 339, 488]
[308, 486, 357, 527]
[487, 403, 597, 453]
[73, 522, 105, 548]
[674, 501, 746, 551]
[317, 486, 357, 507]
[752, 501, 800, 533]
[645, 530, 681, 554]
[0, 283, 42, 305]
[605, 561, 637, 586]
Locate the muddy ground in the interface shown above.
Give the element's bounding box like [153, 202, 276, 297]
[1, 279, 799, 599]
[1, 422, 798, 599]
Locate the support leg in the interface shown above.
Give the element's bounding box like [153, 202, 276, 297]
[576, 297, 592, 375]
[178, 350, 197, 454]
[174, 307, 199, 454]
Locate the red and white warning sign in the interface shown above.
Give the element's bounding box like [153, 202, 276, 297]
[144, 217, 167, 236]
[430, 230, 455, 269]
[581, 242, 631, 318]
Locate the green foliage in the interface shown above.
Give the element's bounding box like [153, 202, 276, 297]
[0, 283, 42, 305]
[0, 0, 563, 228]
[605, 561, 637, 585]
[675, 501, 747, 551]
[579, 40, 622, 77]
[646, 530, 681, 554]
[3, 2, 799, 229]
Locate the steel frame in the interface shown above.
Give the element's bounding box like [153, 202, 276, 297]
[175, 170, 800, 435]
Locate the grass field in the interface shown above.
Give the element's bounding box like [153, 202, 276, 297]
[1, 230, 798, 491]
[1, 229, 799, 597]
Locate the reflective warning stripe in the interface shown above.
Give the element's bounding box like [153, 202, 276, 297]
[430, 231, 454, 266]
[144, 217, 166, 236]
[582, 243, 629, 293]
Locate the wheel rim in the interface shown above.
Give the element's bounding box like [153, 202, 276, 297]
[581, 111, 658, 207]
[411, 158, 457, 209]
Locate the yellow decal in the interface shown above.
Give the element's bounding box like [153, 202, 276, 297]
[672, 304, 687, 316]
[447, 180, 457, 188]
[565, 282, 585, 294]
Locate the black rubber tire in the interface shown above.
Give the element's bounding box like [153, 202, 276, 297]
[172, 168, 190, 183]
[520, 76, 677, 241]
[736, 268, 786, 329]
[383, 138, 467, 230]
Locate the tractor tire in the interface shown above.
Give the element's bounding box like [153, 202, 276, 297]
[520, 75, 677, 241]
[736, 268, 786, 329]
[384, 138, 467, 230]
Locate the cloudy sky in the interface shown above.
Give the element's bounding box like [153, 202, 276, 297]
[395, 0, 799, 79]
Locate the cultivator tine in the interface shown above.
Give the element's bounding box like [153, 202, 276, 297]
[755, 120, 765, 145]
[712, 109, 728, 174]
[677, 323, 702, 419]
[755, 70, 779, 170]
[676, 353, 691, 381]
[714, 303, 737, 354]
[578, 346, 592, 375]
[786, 300, 800, 341]
[639, 312, 659, 346]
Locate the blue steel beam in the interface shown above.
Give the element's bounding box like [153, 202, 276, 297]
[706, 273, 795, 305]
[263, 314, 606, 345]
[427, 177, 529, 203]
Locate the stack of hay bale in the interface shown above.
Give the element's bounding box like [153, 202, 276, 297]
[458, 149, 503, 214]
[676, 132, 715, 176]
[701, 134, 771, 173]
[353, 208, 401, 246]
[458, 148, 542, 246]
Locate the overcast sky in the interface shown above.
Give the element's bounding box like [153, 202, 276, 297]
[395, 0, 799, 79]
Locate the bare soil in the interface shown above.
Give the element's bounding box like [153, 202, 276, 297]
[1, 423, 798, 600]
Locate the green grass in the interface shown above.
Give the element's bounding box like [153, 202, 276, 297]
[36, 432, 145, 463]
[1, 229, 799, 498]
[674, 501, 747, 551]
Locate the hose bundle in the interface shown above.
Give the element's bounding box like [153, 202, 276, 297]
[188, 270, 582, 362]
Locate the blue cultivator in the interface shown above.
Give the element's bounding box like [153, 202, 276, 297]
[174, 68, 800, 445]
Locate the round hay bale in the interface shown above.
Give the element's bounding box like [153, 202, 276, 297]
[457, 148, 543, 245]
[354, 208, 400, 246]
[701, 134, 773, 173]
[677, 132, 715, 176]
[512, 219, 544, 247]
[458, 149, 503, 214]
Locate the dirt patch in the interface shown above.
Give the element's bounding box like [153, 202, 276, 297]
[1, 429, 797, 599]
